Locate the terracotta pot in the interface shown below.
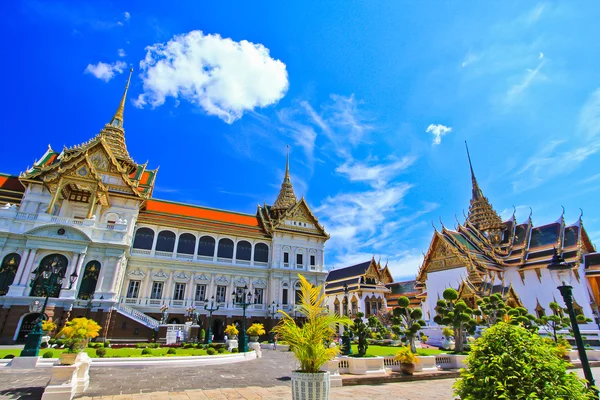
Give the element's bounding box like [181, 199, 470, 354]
[400, 362, 415, 375]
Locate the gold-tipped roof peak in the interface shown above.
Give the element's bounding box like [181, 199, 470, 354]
[271, 146, 297, 215]
[110, 67, 133, 129]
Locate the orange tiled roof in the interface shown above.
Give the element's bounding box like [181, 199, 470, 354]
[0, 175, 24, 192]
[145, 199, 260, 227]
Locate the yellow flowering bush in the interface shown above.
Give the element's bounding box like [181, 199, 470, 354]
[246, 323, 266, 336]
[224, 324, 239, 337]
[41, 319, 57, 333]
[56, 317, 101, 353]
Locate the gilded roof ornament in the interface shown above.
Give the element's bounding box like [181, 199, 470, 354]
[271, 146, 297, 217]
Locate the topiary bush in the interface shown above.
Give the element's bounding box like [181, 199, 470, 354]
[141, 348, 153, 356]
[167, 348, 177, 355]
[217, 347, 226, 353]
[454, 322, 594, 399]
[42, 350, 54, 358]
[95, 348, 107, 358]
[206, 348, 216, 355]
[231, 348, 239, 353]
[3, 354, 15, 359]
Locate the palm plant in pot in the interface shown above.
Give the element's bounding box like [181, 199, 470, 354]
[246, 323, 265, 343]
[273, 274, 351, 400]
[56, 317, 101, 365]
[394, 346, 419, 375]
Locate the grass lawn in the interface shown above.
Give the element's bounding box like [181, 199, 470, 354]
[0, 347, 220, 359]
[349, 345, 444, 357]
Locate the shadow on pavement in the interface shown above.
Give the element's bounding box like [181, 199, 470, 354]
[0, 386, 44, 400]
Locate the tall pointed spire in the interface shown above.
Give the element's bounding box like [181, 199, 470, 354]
[271, 146, 297, 217]
[464, 141, 504, 244]
[110, 67, 133, 128]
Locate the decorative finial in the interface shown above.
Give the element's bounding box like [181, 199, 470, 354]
[579, 208, 584, 221]
[284, 145, 291, 184]
[528, 207, 533, 221]
[431, 220, 437, 231]
[465, 141, 483, 200]
[512, 205, 516, 219]
[110, 67, 134, 128]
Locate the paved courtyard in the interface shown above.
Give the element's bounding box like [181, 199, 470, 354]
[1, 350, 599, 400]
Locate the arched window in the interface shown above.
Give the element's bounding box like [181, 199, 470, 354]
[254, 243, 269, 263]
[77, 261, 101, 300]
[197, 236, 216, 257]
[30, 254, 68, 298]
[177, 233, 196, 255]
[156, 230, 176, 252]
[133, 228, 154, 250]
[236, 241, 252, 261]
[217, 238, 234, 259]
[0, 253, 21, 296]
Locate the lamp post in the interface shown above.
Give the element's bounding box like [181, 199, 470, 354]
[548, 249, 597, 395]
[232, 285, 252, 353]
[268, 301, 279, 343]
[203, 296, 219, 344]
[341, 283, 352, 355]
[21, 256, 76, 357]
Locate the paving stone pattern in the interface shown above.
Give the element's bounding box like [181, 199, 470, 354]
[0, 368, 50, 400]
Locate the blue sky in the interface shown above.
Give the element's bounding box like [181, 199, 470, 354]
[3, 1, 600, 281]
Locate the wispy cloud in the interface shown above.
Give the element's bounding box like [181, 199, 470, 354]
[336, 156, 417, 189]
[117, 48, 126, 57]
[84, 60, 126, 82]
[504, 60, 546, 106]
[426, 124, 452, 145]
[25, 1, 129, 30]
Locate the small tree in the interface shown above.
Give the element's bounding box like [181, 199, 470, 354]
[391, 296, 425, 353]
[507, 307, 538, 333]
[538, 302, 571, 343]
[476, 293, 507, 327]
[56, 317, 101, 353]
[433, 288, 477, 353]
[351, 312, 370, 356]
[454, 322, 594, 400]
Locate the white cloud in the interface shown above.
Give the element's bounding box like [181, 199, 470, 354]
[135, 30, 289, 124]
[461, 51, 479, 68]
[579, 88, 600, 139]
[505, 60, 546, 105]
[426, 124, 452, 145]
[118, 48, 126, 57]
[84, 60, 126, 82]
[336, 156, 417, 189]
[124, 11, 130, 21]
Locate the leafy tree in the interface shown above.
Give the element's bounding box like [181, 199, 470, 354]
[367, 315, 390, 339]
[454, 322, 594, 400]
[351, 312, 370, 356]
[433, 288, 477, 353]
[391, 296, 425, 353]
[476, 293, 508, 327]
[507, 307, 538, 333]
[538, 302, 571, 343]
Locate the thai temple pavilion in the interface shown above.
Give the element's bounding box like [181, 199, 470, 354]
[0, 70, 329, 344]
[417, 144, 600, 332]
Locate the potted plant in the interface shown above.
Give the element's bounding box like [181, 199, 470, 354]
[246, 323, 265, 342]
[225, 324, 239, 340]
[273, 274, 351, 400]
[41, 319, 56, 348]
[55, 317, 101, 365]
[394, 346, 419, 375]
[441, 327, 454, 350]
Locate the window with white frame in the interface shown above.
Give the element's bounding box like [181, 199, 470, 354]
[173, 283, 186, 301]
[310, 255, 316, 267]
[296, 253, 303, 269]
[216, 285, 227, 302]
[150, 282, 163, 299]
[283, 252, 289, 266]
[126, 280, 140, 298]
[195, 284, 206, 301]
[282, 288, 288, 305]
[254, 288, 264, 304]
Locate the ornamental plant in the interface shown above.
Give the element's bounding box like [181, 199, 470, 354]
[393, 346, 419, 365]
[246, 323, 266, 336]
[41, 319, 57, 334]
[224, 324, 239, 338]
[538, 302, 571, 343]
[506, 306, 538, 333]
[350, 312, 370, 356]
[433, 288, 477, 353]
[391, 296, 425, 353]
[56, 317, 101, 353]
[476, 293, 508, 327]
[454, 322, 594, 400]
[272, 274, 351, 373]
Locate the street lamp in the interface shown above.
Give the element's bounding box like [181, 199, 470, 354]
[341, 283, 352, 355]
[203, 296, 219, 344]
[548, 249, 597, 394]
[232, 285, 252, 352]
[21, 256, 74, 357]
[268, 301, 279, 343]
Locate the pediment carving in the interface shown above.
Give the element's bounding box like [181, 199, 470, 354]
[25, 225, 91, 242]
[194, 274, 211, 282]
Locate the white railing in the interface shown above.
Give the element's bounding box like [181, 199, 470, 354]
[155, 251, 173, 258]
[197, 255, 213, 262]
[176, 253, 194, 260]
[125, 298, 138, 304]
[254, 261, 268, 267]
[171, 300, 185, 307]
[131, 248, 152, 255]
[115, 303, 160, 330]
[148, 299, 162, 306]
[217, 257, 233, 263]
[16, 212, 38, 220]
[236, 259, 251, 265]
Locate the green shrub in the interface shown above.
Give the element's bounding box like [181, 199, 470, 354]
[209, 343, 218, 349]
[183, 343, 194, 349]
[206, 348, 216, 355]
[217, 347, 226, 353]
[454, 322, 594, 399]
[150, 343, 160, 349]
[136, 343, 148, 348]
[42, 350, 54, 358]
[167, 348, 177, 355]
[141, 348, 153, 356]
[95, 348, 107, 358]
[199, 329, 206, 342]
[103, 340, 111, 348]
[3, 354, 15, 359]
[231, 348, 239, 353]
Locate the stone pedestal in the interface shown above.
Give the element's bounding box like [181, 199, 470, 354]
[41, 353, 91, 400]
[189, 325, 200, 342]
[157, 325, 168, 343]
[9, 356, 39, 369]
[6, 284, 28, 297]
[59, 289, 77, 300]
[249, 342, 262, 358]
[227, 339, 238, 352]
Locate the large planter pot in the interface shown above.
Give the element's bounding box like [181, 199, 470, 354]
[291, 371, 330, 400]
[400, 362, 415, 375]
[59, 352, 80, 365]
[249, 336, 259, 343]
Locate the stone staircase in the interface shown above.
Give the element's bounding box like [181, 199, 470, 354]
[115, 303, 160, 330]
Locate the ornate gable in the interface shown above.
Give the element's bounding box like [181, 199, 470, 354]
[271, 198, 329, 238]
[417, 231, 469, 282]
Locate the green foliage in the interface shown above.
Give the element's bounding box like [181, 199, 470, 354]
[141, 348, 153, 356]
[507, 307, 538, 332]
[217, 347, 226, 353]
[351, 312, 370, 357]
[167, 348, 177, 355]
[538, 302, 571, 343]
[103, 340, 110, 348]
[476, 293, 507, 327]
[206, 348, 216, 355]
[454, 322, 593, 400]
[231, 348, 239, 353]
[433, 288, 477, 352]
[199, 329, 206, 343]
[42, 350, 54, 358]
[95, 348, 107, 358]
[393, 346, 419, 364]
[246, 323, 266, 336]
[391, 296, 425, 353]
[56, 317, 101, 353]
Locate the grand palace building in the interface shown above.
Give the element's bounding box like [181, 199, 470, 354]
[0, 71, 329, 344]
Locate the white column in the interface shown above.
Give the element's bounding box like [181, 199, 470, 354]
[12, 249, 31, 285]
[165, 271, 174, 304]
[6, 249, 32, 296]
[95, 256, 108, 293]
[18, 248, 38, 285]
[64, 252, 86, 289]
[141, 269, 152, 305]
[150, 231, 158, 256]
[108, 256, 121, 294]
[193, 236, 200, 262]
[250, 243, 255, 266]
[232, 240, 238, 264]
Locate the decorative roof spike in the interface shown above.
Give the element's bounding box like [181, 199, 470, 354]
[110, 67, 133, 129]
[579, 208, 584, 221]
[465, 141, 483, 200]
[271, 146, 298, 215]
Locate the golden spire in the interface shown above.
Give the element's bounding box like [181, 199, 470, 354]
[271, 146, 297, 216]
[284, 145, 291, 184]
[110, 67, 133, 128]
[465, 141, 483, 200]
